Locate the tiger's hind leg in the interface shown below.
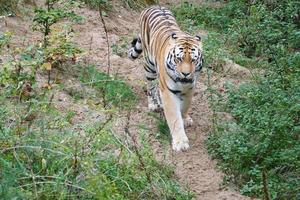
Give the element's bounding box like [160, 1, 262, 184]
[147, 82, 162, 111]
[128, 36, 142, 60]
[144, 59, 162, 111]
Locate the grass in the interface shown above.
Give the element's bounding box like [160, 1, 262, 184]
[147, 112, 171, 143]
[75, 64, 138, 109]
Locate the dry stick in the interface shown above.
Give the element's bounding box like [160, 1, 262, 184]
[18, 181, 95, 194]
[88, 36, 93, 52]
[98, 3, 111, 75]
[30, 168, 38, 199]
[72, 139, 81, 200]
[97, 3, 111, 108]
[206, 65, 217, 130]
[262, 169, 271, 200]
[124, 111, 154, 190]
[81, 114, 113, 156]
[47, 93, 54, 109]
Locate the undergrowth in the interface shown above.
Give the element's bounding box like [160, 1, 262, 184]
[0, 95, 192, 199]
[173, 1, 300, 199]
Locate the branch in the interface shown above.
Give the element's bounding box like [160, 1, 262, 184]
[124, 110, 153, 188]
[262, 169, 271, 200]
[98, 3, 111, 75]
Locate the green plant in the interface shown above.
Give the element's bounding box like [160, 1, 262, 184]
[148, 112, 171, 142]
[32, 0, 82, 48]
[0, 42, 40, 100]
[207, 78, 300, 199]
[43, 26, 82, 85]
[32, 0, 83, 86]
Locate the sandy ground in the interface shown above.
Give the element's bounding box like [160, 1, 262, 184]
[1, 1, 257, 199]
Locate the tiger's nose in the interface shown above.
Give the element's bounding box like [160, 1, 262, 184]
[181, 72, 190, 77]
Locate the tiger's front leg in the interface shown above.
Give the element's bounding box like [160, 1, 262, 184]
[161, 90, 189, 152]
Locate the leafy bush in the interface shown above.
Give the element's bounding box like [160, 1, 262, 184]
[207, 78, 300, 199]
[0, 41, 40, 99]
[173, 1, 300, 199]
[33, 0, 83, 47]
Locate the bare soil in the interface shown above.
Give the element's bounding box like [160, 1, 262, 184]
[1, 1, 257, 199]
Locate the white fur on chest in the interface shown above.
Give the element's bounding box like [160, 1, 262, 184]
[166, 79, 195, 95]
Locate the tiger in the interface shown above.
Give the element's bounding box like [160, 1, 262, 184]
[128, 6, 203, 152]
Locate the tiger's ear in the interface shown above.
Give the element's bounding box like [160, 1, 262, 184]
[195, 35, 201, 41]
[171, 33, 178, 40]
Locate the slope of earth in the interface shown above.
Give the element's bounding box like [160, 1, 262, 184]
[0, 1, 257, 199]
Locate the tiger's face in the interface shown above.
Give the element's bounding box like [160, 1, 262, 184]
[166, 36, 203, 84]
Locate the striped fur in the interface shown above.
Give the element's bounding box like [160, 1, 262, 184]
[128, 6, 203, 152]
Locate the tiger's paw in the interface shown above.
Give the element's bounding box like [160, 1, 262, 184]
[172, 135, 189, 152]
[148, 101, 163, 112]
[184, 115, 193, 127]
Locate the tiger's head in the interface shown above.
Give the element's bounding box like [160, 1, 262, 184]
[165, 33, 203, 84]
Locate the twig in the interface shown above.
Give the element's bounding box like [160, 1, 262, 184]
[89, 36, 93, 52]
[124, 110, 153, 188]
[81, 114, 113, 156]
[30, 168, 38, 199]
[262, 169, 271, 200]
[98, 3, 111, 75]
[2, 145, 68, 155]
[18, 181, 95, 195]
[206, 65, 217, 129]
[109, 128, 133, 154]
[47, 93, 54, 108]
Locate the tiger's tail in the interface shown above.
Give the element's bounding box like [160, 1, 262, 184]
[128, 37, 142, 60]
